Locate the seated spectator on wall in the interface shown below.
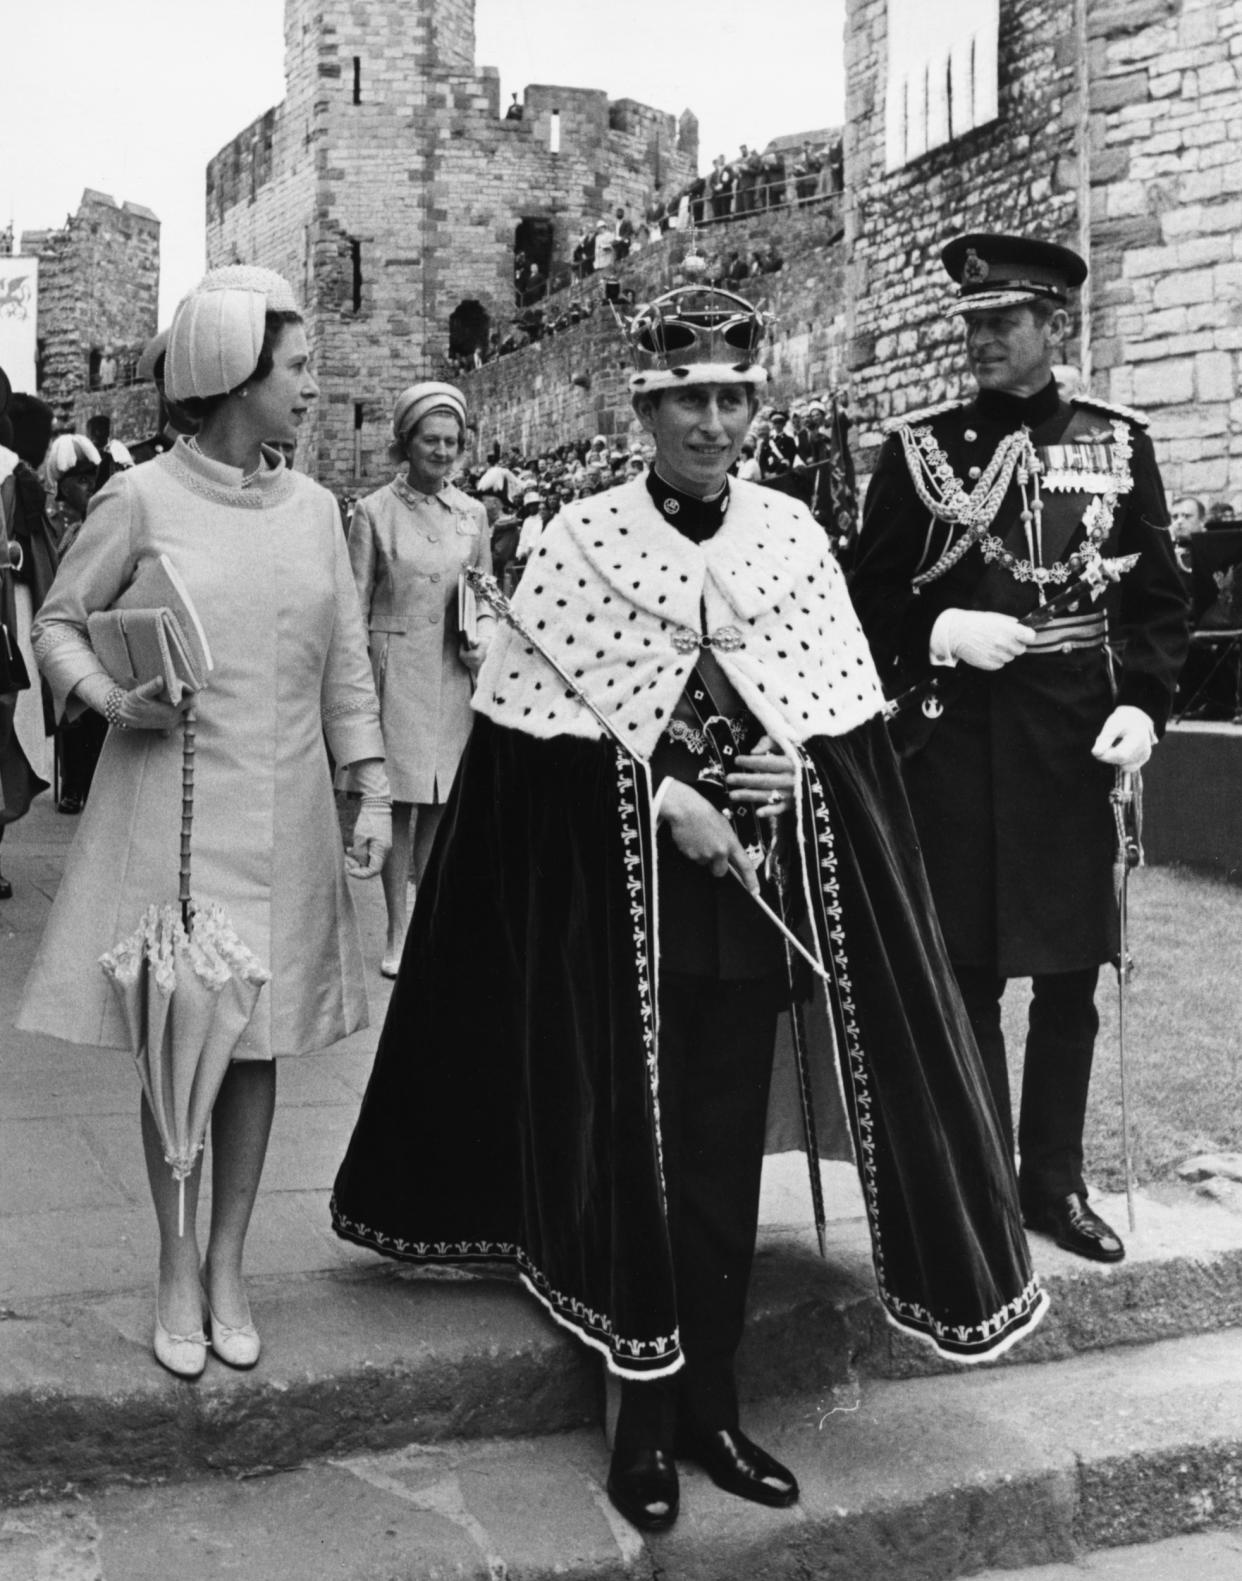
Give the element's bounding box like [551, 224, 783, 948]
[505, 93, 523, 121]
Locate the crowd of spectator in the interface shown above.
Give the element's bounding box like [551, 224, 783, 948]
[427, 392, 854, 593]
[649, 137, 842, 234]
[442, 135, 843, 379]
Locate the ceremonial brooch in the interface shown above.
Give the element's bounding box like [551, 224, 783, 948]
[671, 626, 745, 654]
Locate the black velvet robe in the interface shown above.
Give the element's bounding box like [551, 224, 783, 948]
[331, 709, 1047, 1376]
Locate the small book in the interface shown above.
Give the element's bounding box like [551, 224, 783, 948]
[87, 554, 213, 706]
[457, 571, 479, 648]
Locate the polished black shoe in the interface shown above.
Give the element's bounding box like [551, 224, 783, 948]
[606, 1445, 679, 1532]
[678, 1426, 799, 1508]
[0, 872, 10, 900]
[57, 794, 83, 815]
[1024, 1192, 1125, 1263]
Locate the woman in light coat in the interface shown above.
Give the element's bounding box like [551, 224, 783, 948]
[18, 266, 392, 1379]
[346, 382, 492, 975]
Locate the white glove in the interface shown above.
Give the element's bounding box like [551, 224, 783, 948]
[346, 799, 392, 879]
[930, 609, 1036, 671]
[1092, 705, 1156, 771]
[460, 633, 491, 677]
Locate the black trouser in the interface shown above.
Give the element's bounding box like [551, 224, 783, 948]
[615, 975, 779, 1454]
[953, 964, 1100, 1211]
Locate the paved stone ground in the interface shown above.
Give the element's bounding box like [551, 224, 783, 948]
[7, 793, 1242, 1579]
[0, 793, 881, 1312]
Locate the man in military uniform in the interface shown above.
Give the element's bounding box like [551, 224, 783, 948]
[850, 233, 1188, 1264]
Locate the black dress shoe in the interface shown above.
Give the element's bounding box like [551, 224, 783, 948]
[1024, 1192, 1125, 1263]
[0, 872, 10, 900]
[678, 1426, 799, 1508]
[57, 794, 83, 815]
[606, 1445, 679, 1532]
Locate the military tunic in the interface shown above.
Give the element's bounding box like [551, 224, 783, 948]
[850, 379, 1188, 978]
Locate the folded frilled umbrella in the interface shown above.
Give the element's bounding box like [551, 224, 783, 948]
[98, 701, 268, 1235]
[100, 900, 270, 1235]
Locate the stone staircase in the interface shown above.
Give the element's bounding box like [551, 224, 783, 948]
[5, 1185, 1242, 1579]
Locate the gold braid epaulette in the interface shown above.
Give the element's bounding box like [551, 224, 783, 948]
[881, 398, 969, 436]
[1071, 394, 1151, 430]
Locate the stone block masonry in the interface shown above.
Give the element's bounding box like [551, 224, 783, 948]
[842, 0, 1241, 506]
[458, 199, 848, 462]
[19, 190, 160, 438]
[205, 0, 695, 496]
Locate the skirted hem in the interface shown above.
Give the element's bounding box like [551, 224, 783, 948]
[330, 714, 1047, 1384]
[330, 1193, 1046, 1369]
[330, 1196, 684, 1379]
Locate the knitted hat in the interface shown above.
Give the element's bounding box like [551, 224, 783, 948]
[391, 382, 467, 444]
[165, 266, 300, 401]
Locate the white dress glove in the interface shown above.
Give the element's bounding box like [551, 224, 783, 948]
[1092, 705, 1156, 771]
[347, 799, 392, 879]
[930, 609, 1036, 671]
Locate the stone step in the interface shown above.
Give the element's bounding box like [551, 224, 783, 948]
[6, 1327, 1242, 1581]
[963, 1529, 1242, 1580]
[4, 1188, 1242, 1503]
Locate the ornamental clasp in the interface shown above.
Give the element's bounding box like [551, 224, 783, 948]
[671, 625, 746, 654]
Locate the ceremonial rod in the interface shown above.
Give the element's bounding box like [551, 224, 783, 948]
[466, 569, 833, 987]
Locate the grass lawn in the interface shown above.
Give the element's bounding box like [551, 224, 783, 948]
[1000, 863, 1242, 1191]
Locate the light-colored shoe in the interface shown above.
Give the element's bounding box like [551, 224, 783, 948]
[153, 1293, 207, 1380]
[380, 952, 401, 979]
[203, 1291, 261, 1369]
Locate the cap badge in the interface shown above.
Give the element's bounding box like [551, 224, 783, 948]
[663, 497, 681, 516]
[962, 250, 990, 285]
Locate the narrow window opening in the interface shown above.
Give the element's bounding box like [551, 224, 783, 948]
[350, 239, 363, 311]
[353, 57, 362, 105]
[353, 402, 364, 475]
[549, 109, 561, 155]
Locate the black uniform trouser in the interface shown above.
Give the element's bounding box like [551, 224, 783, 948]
[615, 975, 779, 1454]
[953, 964, 1100, 1211]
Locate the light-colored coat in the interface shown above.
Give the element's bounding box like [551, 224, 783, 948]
[17, 441, 384, 1058]
[347, 476, 491, 804]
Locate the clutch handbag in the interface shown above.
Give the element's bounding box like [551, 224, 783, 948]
[86, 553, 213, 707]
[457, 570, 480, 647]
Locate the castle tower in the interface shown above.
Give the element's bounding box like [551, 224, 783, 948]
[206, 0, 693, 494]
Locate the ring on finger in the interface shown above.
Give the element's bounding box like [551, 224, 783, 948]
[766, 790, 782, 805]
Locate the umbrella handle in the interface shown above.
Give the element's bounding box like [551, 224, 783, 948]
[180, 705, 196, 929]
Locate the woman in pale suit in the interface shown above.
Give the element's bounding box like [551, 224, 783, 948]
[19, 267, 392, 1379]
[347, 382, 493, 975]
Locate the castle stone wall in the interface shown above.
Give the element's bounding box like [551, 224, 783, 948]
[843, 0, 1079, 459]
[20, 190, 160, 436]
[205, 0, 695, 492]
[1090, 0, 1242, 501]
[457, 198, 848, 462]
[843, 0, 1241, 503]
